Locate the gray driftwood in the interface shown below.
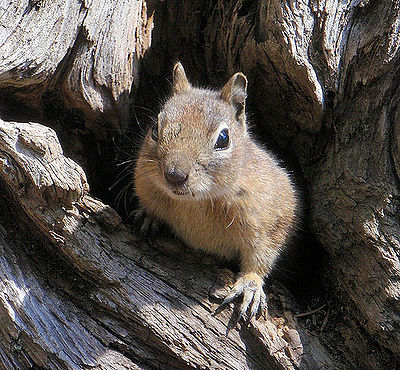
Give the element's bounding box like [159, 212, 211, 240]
[0, 0, 400, 368]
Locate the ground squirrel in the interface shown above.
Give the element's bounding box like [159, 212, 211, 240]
[134, 62, 298, 324]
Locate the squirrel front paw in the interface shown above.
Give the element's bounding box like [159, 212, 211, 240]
[130, 209, 160, 236]
[215, 273, 266, 326]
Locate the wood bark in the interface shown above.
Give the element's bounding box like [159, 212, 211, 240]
[0, 0, 399, 369]
[0, 0, 152, 133]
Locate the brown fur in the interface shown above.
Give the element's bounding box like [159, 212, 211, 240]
[134, 63, 298, 321]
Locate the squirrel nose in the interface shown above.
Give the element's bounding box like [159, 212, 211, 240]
[164, 168, 189, 187]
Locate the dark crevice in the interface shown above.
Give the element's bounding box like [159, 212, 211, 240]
[237, 0, 257, 18]
[387, 58, 400, 198]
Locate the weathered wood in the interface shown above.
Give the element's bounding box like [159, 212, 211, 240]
[0, 0, 153, 131]
[0, 118, 338, 368]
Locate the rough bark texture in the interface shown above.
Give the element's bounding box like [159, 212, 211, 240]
[0, 0, 400, 369]
[0, 0, 152, 133]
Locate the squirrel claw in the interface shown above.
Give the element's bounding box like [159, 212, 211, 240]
[130, 209, 159, 237]
[214, 274, 266, 326]
[214, 284, 245, 316]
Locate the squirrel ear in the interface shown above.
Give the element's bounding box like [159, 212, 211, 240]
[172, 62, 191, 94]
[221, 72, 248, 124]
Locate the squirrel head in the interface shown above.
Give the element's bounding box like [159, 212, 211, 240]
[140, 62, 250, 201]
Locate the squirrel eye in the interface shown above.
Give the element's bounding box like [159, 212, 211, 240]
[151, 123, 158, 141]
[214, 128, 230, 150]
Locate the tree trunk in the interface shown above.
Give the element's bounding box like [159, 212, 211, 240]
[0, 0, 399, 369]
